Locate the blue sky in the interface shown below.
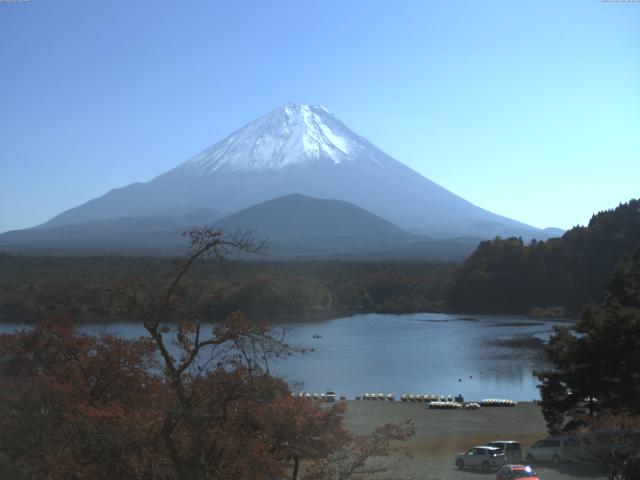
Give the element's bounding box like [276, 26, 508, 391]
[1, 0, 638, 233]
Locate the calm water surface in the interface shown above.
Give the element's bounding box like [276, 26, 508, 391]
[0, 313, 568, 401]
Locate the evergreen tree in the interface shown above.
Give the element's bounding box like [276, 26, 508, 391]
[536, 247, 640, 433]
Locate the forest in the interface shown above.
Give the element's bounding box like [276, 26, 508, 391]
[446, 199, 640, 315]
[0, 253, 454, 324]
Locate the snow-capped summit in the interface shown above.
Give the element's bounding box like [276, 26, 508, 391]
[181, 104, 369, 174]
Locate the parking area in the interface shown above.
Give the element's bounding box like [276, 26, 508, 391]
[342, 401, 604, 480]
[359, 456, 603, 480]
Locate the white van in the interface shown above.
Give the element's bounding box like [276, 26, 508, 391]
[525, 437, 582, 464]
[487, 441, 522, 463]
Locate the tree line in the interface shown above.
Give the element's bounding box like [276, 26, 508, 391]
[446, 199, 640, 315]
[0, 254, 454, 324]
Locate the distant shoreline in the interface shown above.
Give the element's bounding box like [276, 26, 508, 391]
[0, 310, 573, 328]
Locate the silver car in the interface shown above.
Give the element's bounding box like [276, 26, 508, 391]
[455, 446, 505, 471]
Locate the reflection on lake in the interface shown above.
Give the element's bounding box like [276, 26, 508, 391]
[0, 313, 569, 401]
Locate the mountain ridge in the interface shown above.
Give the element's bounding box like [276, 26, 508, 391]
[24, 103, 560, 243]
[0, 194, 479, 260]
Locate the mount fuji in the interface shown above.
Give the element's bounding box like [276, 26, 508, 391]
[1, 104, 558, 256]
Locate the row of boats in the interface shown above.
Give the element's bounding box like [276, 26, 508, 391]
[399, 394, 458, 402]
[294, 390, 340, 402]
[293, 391, 518, 406]
[356, 393, 396, 401]
[480, 398, 518, 406]
[428, 401, 482, 409]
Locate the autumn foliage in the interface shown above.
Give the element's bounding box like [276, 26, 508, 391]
[0, 319, 161, 479]
[0, 229, 413, 479]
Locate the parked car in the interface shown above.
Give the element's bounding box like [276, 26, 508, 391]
[488, 441, 522, 463]
[496, 464, 539, 480]
[525, 436, 582, 464]
[322, 388, 336, 402]
[455, 446, 505, 471]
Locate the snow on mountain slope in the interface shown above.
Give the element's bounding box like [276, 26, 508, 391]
[37, 104, 554, 240]
[182, 105, 364, 173]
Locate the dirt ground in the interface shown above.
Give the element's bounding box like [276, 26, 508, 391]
[341, 401, 604, 480]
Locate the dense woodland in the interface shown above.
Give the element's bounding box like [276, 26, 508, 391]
[446, 199, 640, 315]
[0, 254, 454, 324]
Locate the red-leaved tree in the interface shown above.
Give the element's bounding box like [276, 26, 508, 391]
[0, 229, 413, 479]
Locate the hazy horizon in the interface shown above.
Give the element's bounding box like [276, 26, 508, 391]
[1, 0, 639, 233]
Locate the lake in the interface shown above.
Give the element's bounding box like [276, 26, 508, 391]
[0, 312, 568, 401]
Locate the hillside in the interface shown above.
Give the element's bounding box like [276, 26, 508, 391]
[216, 194, 413, 241]
[0, 209, 221, 256]
[213, 193, 420, 257]
[445, 199, 640, 314]
[0, 194, 479, 260]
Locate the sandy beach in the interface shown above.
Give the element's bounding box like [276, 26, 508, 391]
[341, 401, 603, 480]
